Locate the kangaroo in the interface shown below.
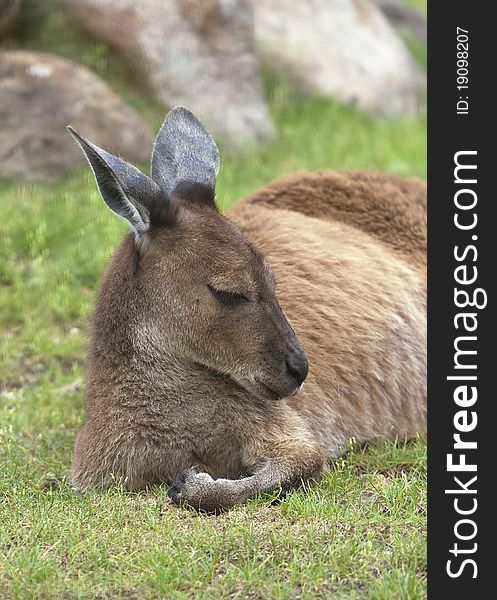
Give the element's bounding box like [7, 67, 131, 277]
[68, 107, 426, 511]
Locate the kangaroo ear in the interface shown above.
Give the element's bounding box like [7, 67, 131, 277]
[67, 126, 178, 237]
[150, 107, 220, 208]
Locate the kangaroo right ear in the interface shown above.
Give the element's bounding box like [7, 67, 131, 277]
[150, 107, 220, 209]
[67, 126, 178, 237]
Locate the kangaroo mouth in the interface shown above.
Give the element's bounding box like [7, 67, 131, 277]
[251, 377, 282, 401]
[196, 361, 296, 401]
[251, 376, 304, 400]
[232, 373, 298, 401]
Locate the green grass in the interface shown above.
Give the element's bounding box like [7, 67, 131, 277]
[1, 4, 426, 598]
[407, 0, 426, 14]
[0, 438, 426, 599]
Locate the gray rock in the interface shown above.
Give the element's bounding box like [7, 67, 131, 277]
[0, 50, 153, 183]
[373, 0, 426, 41]
[252, 0, 424, 116]
[62, 0, 275, 148]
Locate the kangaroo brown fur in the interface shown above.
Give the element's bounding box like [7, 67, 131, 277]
[68, 107, 426, 511]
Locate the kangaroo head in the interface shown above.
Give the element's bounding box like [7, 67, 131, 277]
[68, 107, 308, 400]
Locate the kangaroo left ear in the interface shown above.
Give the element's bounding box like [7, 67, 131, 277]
[68, 126, 178, 239]
[150, 107, 220, 209]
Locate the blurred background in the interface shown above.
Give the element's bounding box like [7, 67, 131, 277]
[0, 0, 426, 461]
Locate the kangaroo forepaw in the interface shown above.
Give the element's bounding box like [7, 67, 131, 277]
[167, 466, 218, 510]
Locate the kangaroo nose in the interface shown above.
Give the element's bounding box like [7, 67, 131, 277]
[285, 350, 309, 387]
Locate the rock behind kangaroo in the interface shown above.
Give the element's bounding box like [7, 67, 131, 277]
[69, 107, 426, 511]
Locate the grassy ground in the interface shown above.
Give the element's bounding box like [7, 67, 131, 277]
[1, 3, 426, 598]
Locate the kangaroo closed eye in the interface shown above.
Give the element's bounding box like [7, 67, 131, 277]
[208, 285, 248, 306]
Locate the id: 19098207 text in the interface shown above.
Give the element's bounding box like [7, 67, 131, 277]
[456, 27, 470, 115]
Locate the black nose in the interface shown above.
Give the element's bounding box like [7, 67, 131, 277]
[285, 350, 309, 387]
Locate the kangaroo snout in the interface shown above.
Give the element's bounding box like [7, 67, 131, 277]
[264, 306, 309, 398]
[251, 338, 308, 401]
[284, 348, 308, 389]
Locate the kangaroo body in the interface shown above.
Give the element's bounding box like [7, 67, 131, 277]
[232, 170, 426, 453]
[69, 109, 426, 510]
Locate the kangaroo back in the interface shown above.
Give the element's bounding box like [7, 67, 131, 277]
[241, 170, 426, 272]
